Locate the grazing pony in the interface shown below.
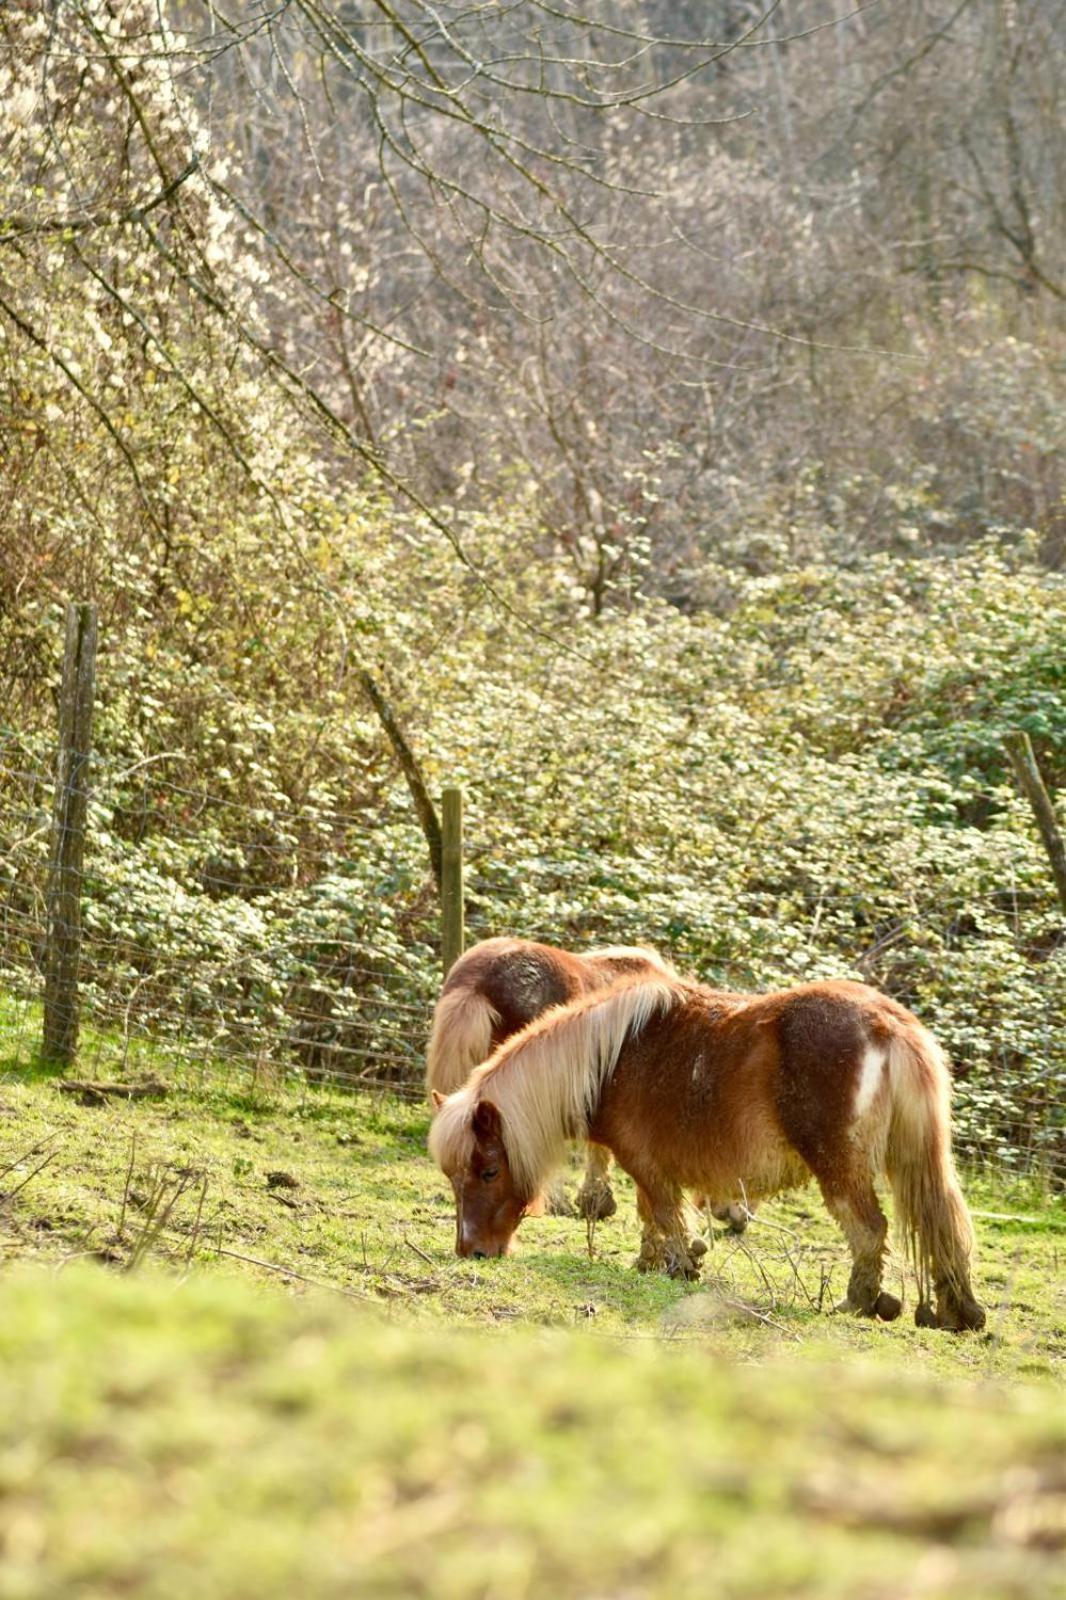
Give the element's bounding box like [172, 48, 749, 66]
[429, 975, 986, 1331]
[427, 936, 677, 1221]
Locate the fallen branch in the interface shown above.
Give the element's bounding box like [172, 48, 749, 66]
[58, 1078, 169, 1104]
[971, 1209, 1062, 1228]
[403, 1235, 438, 1269]
[719, 1295, 801, 1340]
[359, 668, 442, 889]
[0, 1148, 60, 1204]
[210, 1244, 375, 1301]
[0, 1132, 61, 1184]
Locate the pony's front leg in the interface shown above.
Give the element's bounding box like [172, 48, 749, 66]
[635, 1183, 704, 1281]
[576, 1143, 618, 1222]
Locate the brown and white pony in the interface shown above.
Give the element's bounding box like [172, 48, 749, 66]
[426, 936, 677, 1221]
[430, 974, 986, 1331]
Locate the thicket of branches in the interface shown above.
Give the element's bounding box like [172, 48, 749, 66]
[192, 0, 1066, 597]
[3, 1, 1064, 620]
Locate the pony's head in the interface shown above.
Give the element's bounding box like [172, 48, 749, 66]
[430, 1089, 533, 1258]
[429, 975, 680, 1259]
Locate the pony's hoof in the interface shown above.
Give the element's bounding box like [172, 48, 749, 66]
[688, 1236, 708, 1260]
[637, 1236, 702, 1281]
[709, 1203, 749, 1234]
[961, 1298, 987, 1332]
[635, 1242, 664, 1274]
[835, 1291, 899, 1321]
[936, 1296, 987, 1333]
[914, 1301, 939, 1329]
[576, 1182, 617, 1223]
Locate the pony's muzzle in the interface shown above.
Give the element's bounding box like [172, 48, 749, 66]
[457, 1234, 508, 1259]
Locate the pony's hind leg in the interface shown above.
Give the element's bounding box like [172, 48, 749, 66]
[887, 1156, 985, 1332]
[693, 1192, 754, 1234]
[818, 1176, 901, 1322]
[634, 1181, 704, 1281]
[712, 1196, 755, 1234]
[576, 1143, 618, 1222]
[935, 1277, 985, 1333]
[542, 1176, 576, 1217]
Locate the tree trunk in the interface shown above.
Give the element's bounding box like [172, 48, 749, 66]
[1003, 731, 1066, 915]
[359, 668, 442, 889]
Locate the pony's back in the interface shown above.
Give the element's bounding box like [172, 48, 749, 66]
[425, 937, 670, 1096]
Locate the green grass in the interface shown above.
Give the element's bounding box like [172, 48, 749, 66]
[1, 1002, 1064, 1597]
[1, 1013, 1061, 1374]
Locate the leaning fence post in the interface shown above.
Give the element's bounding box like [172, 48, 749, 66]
[441, 787, 465, 975]
[42, 602, 98, 1064]
[1004, 731, 1066, 915]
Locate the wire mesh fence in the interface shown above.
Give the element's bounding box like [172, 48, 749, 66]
[463, 836, 1066, 1184]
[1, 701, 1063, 1180]
[0, 724, 442, 1097]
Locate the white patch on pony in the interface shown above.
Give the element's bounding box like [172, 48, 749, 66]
[853, 1045, 887, 1121]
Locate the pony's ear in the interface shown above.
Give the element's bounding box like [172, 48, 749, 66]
[431, 1089, 446, 1110]
[472, 1099, 502, 1142]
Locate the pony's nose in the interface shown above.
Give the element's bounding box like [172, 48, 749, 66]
[472, 1249, 487, 1259]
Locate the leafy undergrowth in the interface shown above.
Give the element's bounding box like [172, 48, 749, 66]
[1, 1036, 1064, 1598]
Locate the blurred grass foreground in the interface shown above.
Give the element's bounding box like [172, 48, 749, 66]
[0, 1268, 1063, 1600]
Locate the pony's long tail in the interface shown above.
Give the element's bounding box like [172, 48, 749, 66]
[885, 1022, 977, 1309]
[426, 985, 499, 1097]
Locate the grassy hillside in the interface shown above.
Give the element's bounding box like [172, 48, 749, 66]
[2, 1025, 1064, 1598]
[2, 1033, 1062, 1366]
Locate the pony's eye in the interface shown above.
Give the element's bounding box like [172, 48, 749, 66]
[481, 1167, 499, 1183]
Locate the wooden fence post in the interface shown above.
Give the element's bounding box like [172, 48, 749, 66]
[441, 787, 465, 976]
[1004, 730, 1066, 916]
[42, 602, 98, 1064]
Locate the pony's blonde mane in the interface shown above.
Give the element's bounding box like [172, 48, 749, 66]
[429, 976, 683, 1195]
